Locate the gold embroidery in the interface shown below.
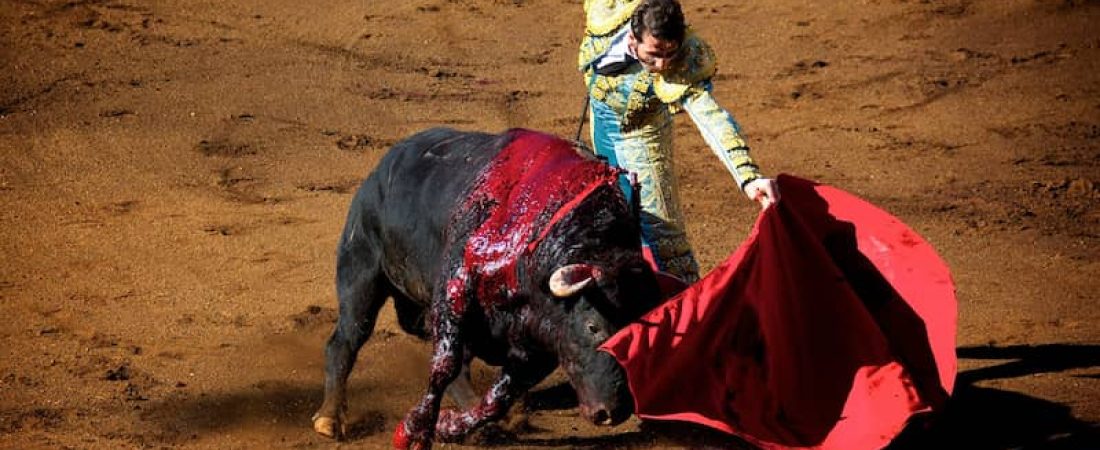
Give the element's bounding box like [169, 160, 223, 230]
[578, 34, 614, 71]
[623, 71, 654, 128]
[584, 0, 640, 36]
[654, 31, 717, 103]
[589, 73, 626, 110]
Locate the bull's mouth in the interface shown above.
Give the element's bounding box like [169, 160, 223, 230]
[579, 402, 632, 427]
[563, 351, 635, 428]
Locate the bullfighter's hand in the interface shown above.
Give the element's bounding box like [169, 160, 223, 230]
[743, 178, 780, 209]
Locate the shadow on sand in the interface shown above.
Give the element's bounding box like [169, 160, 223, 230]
[515, 344, 1099, 449]
[887, 343, 1099, 450]
[135, 344, 1097, 448]
[138, 381, 388, 444]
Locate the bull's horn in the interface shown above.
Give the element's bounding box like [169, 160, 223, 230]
[549, 264, 603, 298]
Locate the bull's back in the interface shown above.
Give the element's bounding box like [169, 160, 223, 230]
[343, 128, 510, 302]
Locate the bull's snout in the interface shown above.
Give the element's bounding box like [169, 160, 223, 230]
[567, 350, 635, 428]
[579, 401, 631, 427]
[580, 403, 612, 426]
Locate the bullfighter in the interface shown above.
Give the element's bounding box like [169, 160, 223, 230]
[578, 0, 780, 281]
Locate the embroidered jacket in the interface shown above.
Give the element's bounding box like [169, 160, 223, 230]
[578, 0, 762, 188]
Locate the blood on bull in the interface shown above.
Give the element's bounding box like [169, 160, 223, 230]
[311, 128, 665, 449]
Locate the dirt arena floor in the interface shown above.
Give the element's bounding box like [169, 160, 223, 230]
[1, 0, 1097, 448]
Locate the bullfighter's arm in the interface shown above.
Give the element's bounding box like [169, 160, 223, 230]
[680, 83, 763, 190]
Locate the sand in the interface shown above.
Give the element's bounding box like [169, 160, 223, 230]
[1, 0, 1097, 448]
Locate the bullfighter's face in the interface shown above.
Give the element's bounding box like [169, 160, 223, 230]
[629, 31, 682, 74]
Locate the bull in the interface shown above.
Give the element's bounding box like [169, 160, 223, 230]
[312, 128, 666, 449]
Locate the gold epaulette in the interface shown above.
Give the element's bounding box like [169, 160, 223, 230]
[584, 0, 641, 36]
[654, 30, 717, 103]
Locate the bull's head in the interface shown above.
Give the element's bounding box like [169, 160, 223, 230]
[545, 261, 662, 426]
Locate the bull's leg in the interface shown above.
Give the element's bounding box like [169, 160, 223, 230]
[313, 245, 389, 439]
[445, 354, 478, 409]
[394, 316, 464, 450]
[434, 359, 556, 443]
[392, 291, 479, 419]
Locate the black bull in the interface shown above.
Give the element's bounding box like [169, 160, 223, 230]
[312, 128, 665, 449]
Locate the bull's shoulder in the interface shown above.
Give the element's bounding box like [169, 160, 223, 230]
[358, 128, 517, 215]
[398, 127, 504, 158]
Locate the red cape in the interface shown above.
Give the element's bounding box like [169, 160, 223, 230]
[601, 175, 956, 450]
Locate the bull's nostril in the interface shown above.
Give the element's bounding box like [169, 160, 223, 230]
[594, 409, 611, 425]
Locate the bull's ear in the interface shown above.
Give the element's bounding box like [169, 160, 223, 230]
[549, 264, 605, 298]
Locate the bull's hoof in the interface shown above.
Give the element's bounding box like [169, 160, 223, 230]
[312, 414, 343, 439]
